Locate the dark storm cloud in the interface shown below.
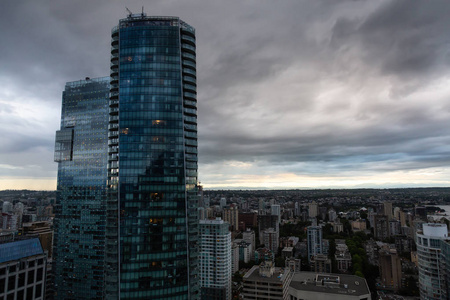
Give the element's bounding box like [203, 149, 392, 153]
[1, 0, 450, 187]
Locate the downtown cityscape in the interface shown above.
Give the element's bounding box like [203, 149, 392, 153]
[2, 1, 450, 300]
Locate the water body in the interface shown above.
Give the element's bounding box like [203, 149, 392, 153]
[427, 205, 450, 221]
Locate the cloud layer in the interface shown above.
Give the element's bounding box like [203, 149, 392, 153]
[1, 0, 450, 189]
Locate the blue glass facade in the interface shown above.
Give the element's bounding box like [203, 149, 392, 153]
[54, 77, 110, 299]
[105, 15, 199, 299]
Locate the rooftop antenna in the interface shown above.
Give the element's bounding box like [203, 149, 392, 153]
[126, 7, 132, 17]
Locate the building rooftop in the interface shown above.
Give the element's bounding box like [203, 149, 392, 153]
[244, 263, 289, 283]
[0, 238, 43, 263]
[289, 272, 370, 297]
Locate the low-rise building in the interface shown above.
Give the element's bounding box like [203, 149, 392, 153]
[288, 272, 371, 300]
[310, 254, 331, 273]
[0, 238, 47, 300]
[242, 261, 292, 300]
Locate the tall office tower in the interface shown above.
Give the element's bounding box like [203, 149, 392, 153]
[416, 223, 448, 300]
[307, 226, 323, 262]
[199, 219, 232, 300]
[105, 14, 199, 299]
[54, 77, 109, 299]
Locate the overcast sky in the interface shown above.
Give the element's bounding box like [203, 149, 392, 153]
[2, 0, 450, 190]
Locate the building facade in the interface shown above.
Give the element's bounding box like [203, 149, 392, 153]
[416, 223, 448, 300]
[0, 238, 47, 300]
[199, 219, 232, 300]
[104, 14, 199, 299]
[223, 206, 239, 231]
[307, 226, 322, 262]
[242, 261, 292, 300]
[54, 77, 109, 299]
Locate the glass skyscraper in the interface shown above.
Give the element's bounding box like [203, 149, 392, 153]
[105, 14, 199, 299]
[54, 77, 110, 299]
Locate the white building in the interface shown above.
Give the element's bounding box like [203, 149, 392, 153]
[220, 197, 227, 208]
[416, 223, 448, 300]
[2, 202, 13, 214]
[199, 218, 232, 300]
[243, 229, 255, 250]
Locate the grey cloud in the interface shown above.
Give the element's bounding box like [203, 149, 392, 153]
[2, 0, 450, 188]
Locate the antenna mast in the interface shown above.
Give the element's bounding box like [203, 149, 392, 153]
[126, 7, 132, 17]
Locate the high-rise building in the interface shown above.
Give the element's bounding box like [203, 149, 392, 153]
[271, 204, 281, 223]
[104, 14, 199, 299]
[383, 202, 393, 220]
[54, 77, 109, 299]
[374, 214, 390, 240]
[379, 248, 402, 292]
[262, 228, 279, 253]
[416, 223, 448, 300]
[308, 201, 318, 218]
[307, 226, 322, 262]
[223, 206, 239, 231]
[258, 214, 279, 242]
[199, 219, 232, 300]
[242, 229, 255, 250]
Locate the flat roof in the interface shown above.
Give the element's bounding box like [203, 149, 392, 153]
[289, 272, 370, 296]
[243, 266, 288, 283]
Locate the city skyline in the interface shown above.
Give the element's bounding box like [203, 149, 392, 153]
[2, 1, 450, 190]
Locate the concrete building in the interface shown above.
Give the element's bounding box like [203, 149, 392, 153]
[335, 240, 352, 273]
[231, 243, 239, 274]
[285, 257, 301, 273]
[199, 219, 232, 300]
[282, 247, 293, 259]
[262, 228, 279, 253]
[242, 261, 292, 300]
[223, 206, 239, 231]
[378, 248, 402, 292]
[0, 238, 47, 300]
[310, 254, 331, 273]
[20, 221, 53, 259]
[258, 215, 279, 243]
[389, 220, 401, 237]
[236, 240, 253, 263]
[374, 214, 390, 240]
[243, 229, 256, 250]
[271, 204, 281, 224]
[351, 219, 367, 232]
[238, 212, 258, 230]
[308, 201, 318, 218]
[384, 202, 393, 220]
[288, 272, 371, 300]
[328, 209, 337, 222]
